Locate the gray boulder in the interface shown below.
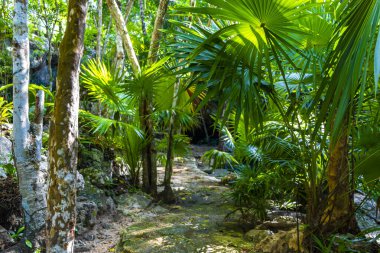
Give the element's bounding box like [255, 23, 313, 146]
[245, 229, 274, 244]
[76, 197, 98, 233]
[0, 225, 14, 251]
[0, 136, 12, 178]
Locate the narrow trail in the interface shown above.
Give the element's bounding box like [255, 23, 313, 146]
[78, 146, 254, 253]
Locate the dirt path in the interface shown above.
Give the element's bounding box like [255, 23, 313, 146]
[77, 146, 254, 253]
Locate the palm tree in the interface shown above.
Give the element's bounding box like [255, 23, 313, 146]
[174, 0, 380, 239]
[310, 0, 380, 233]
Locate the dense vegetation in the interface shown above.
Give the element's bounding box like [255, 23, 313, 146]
[0, 0, 380, 252]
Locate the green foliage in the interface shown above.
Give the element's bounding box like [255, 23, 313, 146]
[157, 134, 191, 165]
[228, 165, 272, 224]
[1, 163, 17, 178]
[10, 226, 25, 240]
[201, 149, 237, 171]
[0, 96, 12, 125]
[313, 233, 379, 253]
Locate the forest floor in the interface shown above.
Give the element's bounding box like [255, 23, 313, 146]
[76, 145, 254, 253]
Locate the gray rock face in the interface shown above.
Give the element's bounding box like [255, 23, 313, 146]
[76, 198, 98, 233]
[253, 227, 305, 253]
[115, 192, 152, 209]
[0, 136, 12, 178]
[0, 225, 14, 251]
[245, 229, 274, 243]
[354, 192, 380, 245]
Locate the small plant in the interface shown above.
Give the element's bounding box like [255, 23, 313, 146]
[0, 96, 12, 128]
[201, 149, 238, 171]
[1, 162, 17, 178]
[10, 226, 25, 240]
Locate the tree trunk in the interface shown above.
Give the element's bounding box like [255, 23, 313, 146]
[106, 0, 140, 74]
[46, 0, 88, 251]
[139, 0, 147, 36]
[96, 0, 102, 60]
[114, 34, 125, 71]
[139, 0, 170, 196]
[114, 0, 135, 72]
[162, 80, 180, 203]
[148, 0, 169, 64]
[13, 0, 46, 243]
[101, 16, 112, 58]
[322, 113, 354, 233]
[140, 99, 157, 196]
[125, 0, 134, 21]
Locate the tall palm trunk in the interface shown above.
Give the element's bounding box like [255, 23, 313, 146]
[46, 0, 88, 251]
[138, 0, 170, 196]
[13, 0, 46, 242]
[162, 80, 180, 203]
[322, 112, 354, 233]
[140, 99, 157, 195]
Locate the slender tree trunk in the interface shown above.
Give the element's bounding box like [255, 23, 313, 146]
[125, 0, 134, 21]
[106, 0, 140, 74]
[322, 113, 354, 233]
[139, 0, 147, 36]
[162, 80, 180, 203]
[46, 0, 88, 251]
[13, 0, 46, 244]
[148, 0, 169, 63]
[114, 0, 135, 72]
[114, 34, 125, 71]
[96, 0, 102, 60]
[139, 0, 170, 196]
[47, 42, 53, 90]
[200, 108, 210, 144]
[139, 99, 157, 196]
[101, 17, 112, 58]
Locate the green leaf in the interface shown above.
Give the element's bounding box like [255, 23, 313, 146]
[25, 239, 33, 248]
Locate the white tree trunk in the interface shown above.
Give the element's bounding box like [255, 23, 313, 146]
[13, 0, 46, 241]
[96, 0, 102, 60]
[115, 34, 125, 71]
[106, 0, 140, 74]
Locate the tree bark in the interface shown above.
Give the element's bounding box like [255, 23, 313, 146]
[46, 0, 88, 251]
[139, 0, 170, 196]
[114, 34, 125, 71]
[13, 0, 46, 243]
[125, 0, 134, 21]
[106, 0, 140, 74]
[140, 99, 157, 196]
[322, 113, 354, 233]
[139, 0, 147, 36]
[96, 0, 102, 60]
[162, 80, 180, 203]
[148, 0, 169, 64]
[101, 16, 112, 58]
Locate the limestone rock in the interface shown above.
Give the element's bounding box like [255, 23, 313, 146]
[76, 171, 85, 191]
[254, 227, 305, 253]
[115, 192, 152, 210]
[354, 192, 380, 245]
[0, 225, 14, 251]
[262, 215, 298, 230]
[0, 136, 12, 178]
[245, 229, 273, 243]
[76, 198, 98, 232]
